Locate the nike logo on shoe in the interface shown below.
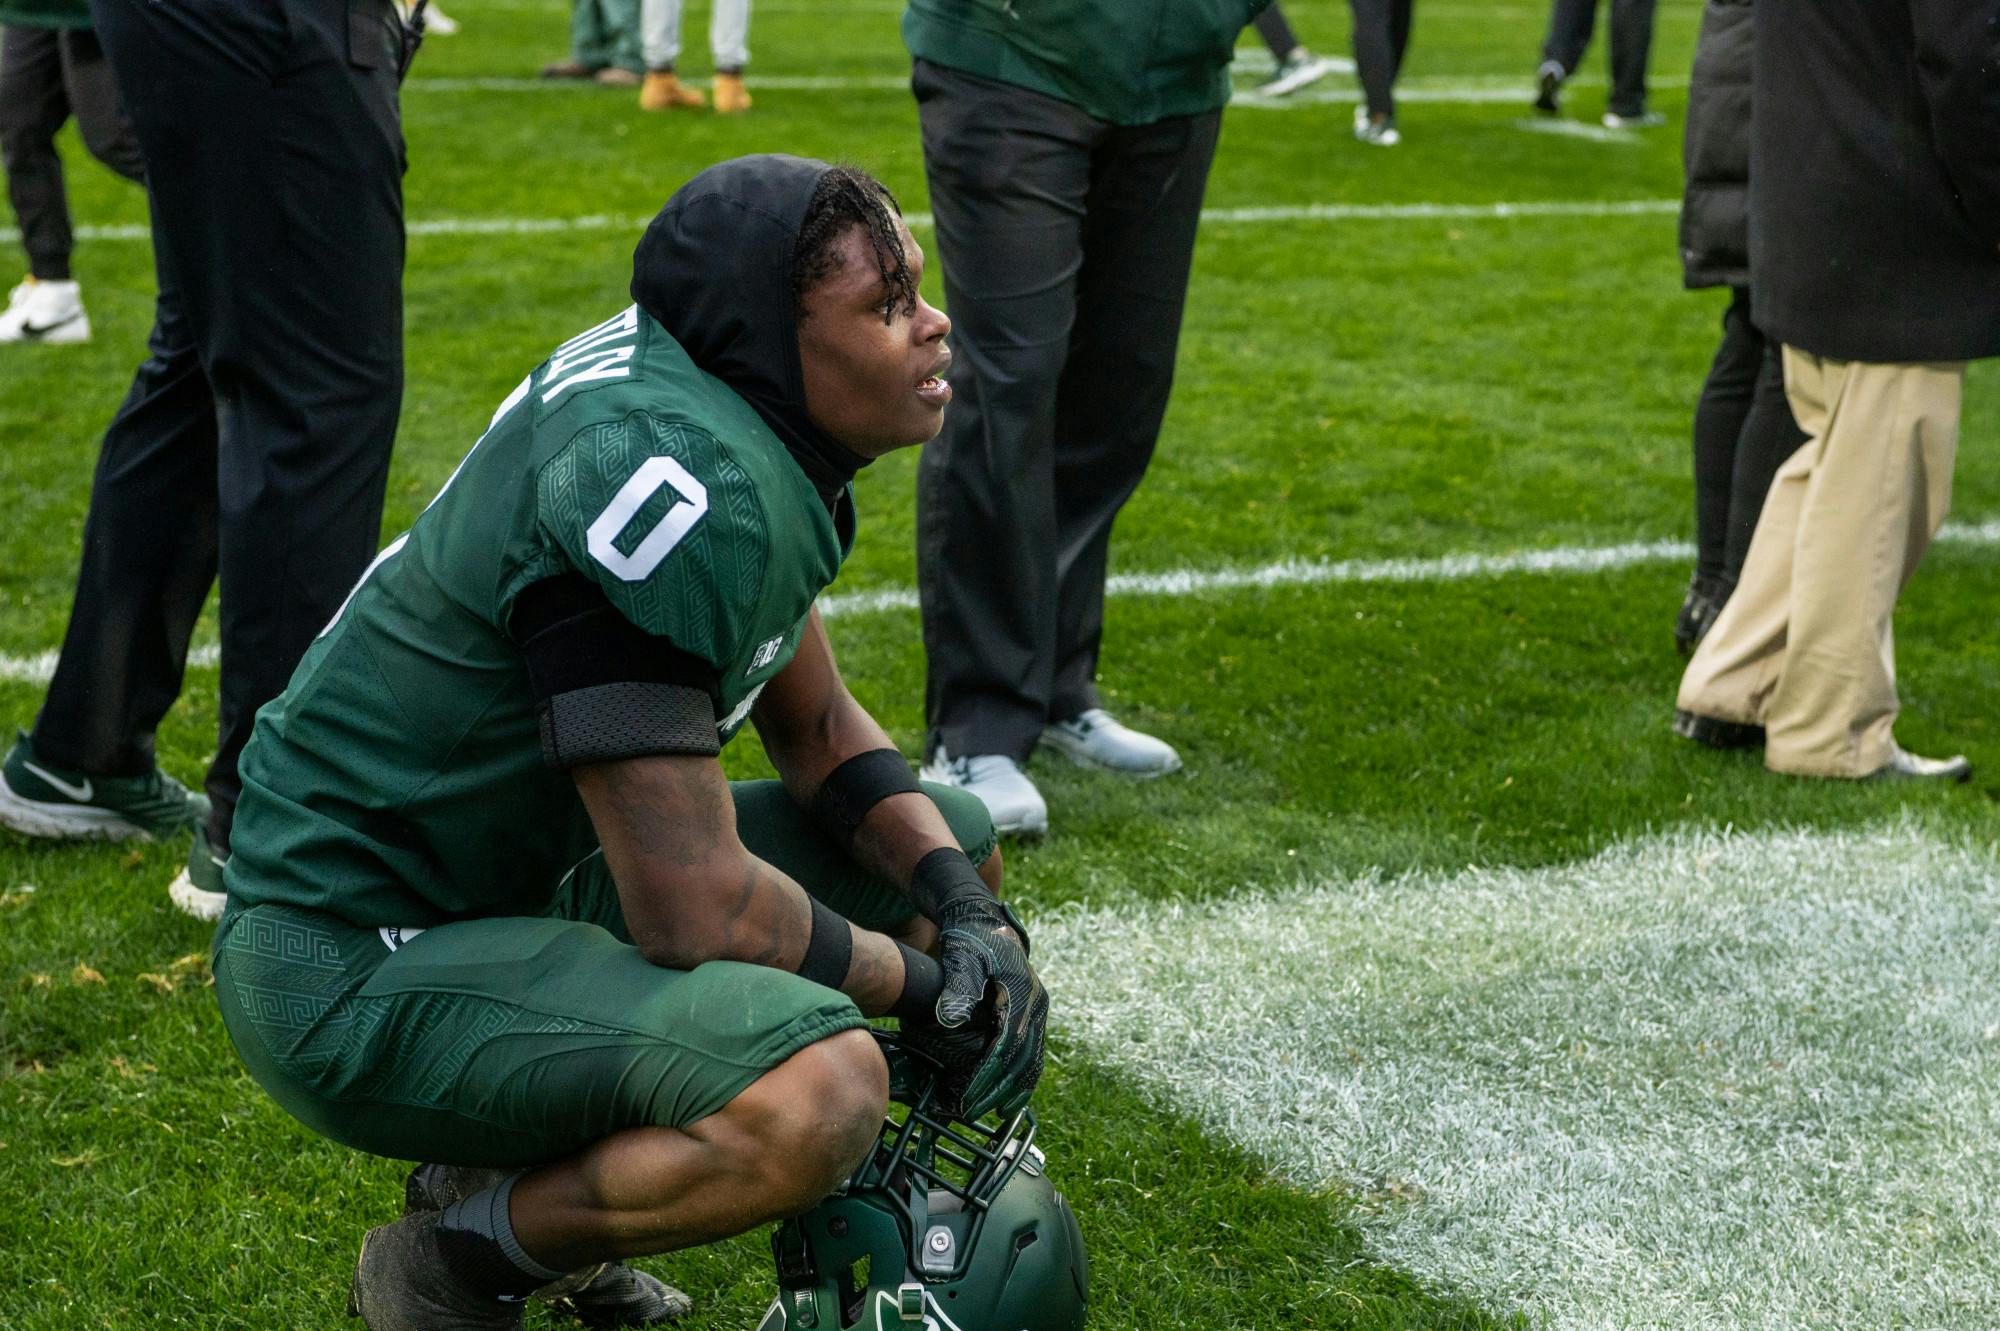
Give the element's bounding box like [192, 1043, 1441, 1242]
[19, 316, 82, 338]
[20, 760, 93, 802]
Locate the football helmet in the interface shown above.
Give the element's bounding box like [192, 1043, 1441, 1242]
[754, 1032, 1088, 1331]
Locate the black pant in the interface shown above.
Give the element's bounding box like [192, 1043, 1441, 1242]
[34, 0, 405, 852]
[1691, 287, 1806, 592]
[1253, 4, 1300, 59]
[1350, 0, 1413, 118]
[912, 60, 1220, 762]
[1540, 0, 1656, 117]
[0, 23, 143, 281]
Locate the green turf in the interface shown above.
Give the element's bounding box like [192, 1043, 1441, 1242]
[4, 0, 1999, 1325]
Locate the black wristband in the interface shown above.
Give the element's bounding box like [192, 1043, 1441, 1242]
[908, 845, 990, 921]
[890, 942, 944, 1027]
[796, 898, 853, 990]
[810, 748, 921, 846]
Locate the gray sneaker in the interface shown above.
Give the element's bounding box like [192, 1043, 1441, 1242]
[0, 730, 207, 841]
[920, 747, 1049, 838]
[1040, 708, 1182, 778]
[1256, 50, 1336, 98]
[1869, 744, 1972, 783]
[347, 1211, 524, 1331]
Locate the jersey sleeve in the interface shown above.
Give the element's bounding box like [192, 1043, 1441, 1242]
[534, 412, 772, 672]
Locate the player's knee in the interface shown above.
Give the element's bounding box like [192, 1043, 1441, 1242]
[977, 843, 1004, 896]
[745, 1028, 888, 1212]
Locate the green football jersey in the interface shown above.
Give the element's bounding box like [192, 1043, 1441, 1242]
[227, 305, 855, 928]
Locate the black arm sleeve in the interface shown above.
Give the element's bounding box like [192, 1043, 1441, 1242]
[511, 573, 724, 769]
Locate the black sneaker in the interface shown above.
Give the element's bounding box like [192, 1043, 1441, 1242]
[0, 730, 207, 841]
[402, 1166, 692, 1328]
[1672, 709, 1765, 750]
[1673, 575, 1728, 657]
[1533, 60, 1563, 113]
[348, 1211, 525, 1331]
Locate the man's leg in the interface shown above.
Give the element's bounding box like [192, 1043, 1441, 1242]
[599, 0, 643, 74]
[914, 60, 1096, 764]
[1349, 0, 1398, 119]
[1605, 0, 1657, 117]
[94, 0, 404, 852]
[1044, 110, 1221, 722]
[710, 0, 748, 70]
[1540, 0, 1596, 77]
[29, 199, 217, 786]
[1254, 3, 1302, 61]
[638, 0, 680, 70]
[1691, 289, 1761, 588]
[1719, 330, 1808, 592]
[0, 24, 73, 282]
[1761, 355, 1962, 777]
[56, 26, 143, 185]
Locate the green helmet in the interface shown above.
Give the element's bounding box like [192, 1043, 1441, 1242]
[754, 1034, 1088, 1331]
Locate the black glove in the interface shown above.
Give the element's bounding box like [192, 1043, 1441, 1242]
[906, 849, 1048, 1121]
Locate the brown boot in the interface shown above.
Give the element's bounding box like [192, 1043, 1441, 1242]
[539, 58, 600, 79]
[594, 66, 642, 87]
[712, 71, 752, 114]
[638, 70, 706, 111]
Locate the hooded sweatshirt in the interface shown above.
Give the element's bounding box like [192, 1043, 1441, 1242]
[228, 155, 864, 927]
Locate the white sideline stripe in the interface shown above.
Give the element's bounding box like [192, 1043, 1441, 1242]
[1035, 823, 2000, 1330]
[6, 520, 1997, 687]
[1512, 117, 1644, 144]
[9, 197, 1681, 247]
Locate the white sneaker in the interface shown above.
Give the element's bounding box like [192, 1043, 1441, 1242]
[0, 277, 90, 343]
[1039, 708, 1182, 777]
[1353, 105, 1401, 146]
[920, 746, 1048, 838]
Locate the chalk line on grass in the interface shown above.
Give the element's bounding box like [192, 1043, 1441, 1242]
[1034, 822, 2000, 1330]
[6, 521, 1996, 687]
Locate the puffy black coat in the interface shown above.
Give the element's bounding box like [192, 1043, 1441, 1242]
[1678, 0, 1752, 290]
[1751, 0, 2000, 362]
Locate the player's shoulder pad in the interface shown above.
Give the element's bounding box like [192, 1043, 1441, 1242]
[536, 410, 773, 669]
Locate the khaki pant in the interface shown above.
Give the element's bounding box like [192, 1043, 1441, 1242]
[1677, 348, 1963, 777]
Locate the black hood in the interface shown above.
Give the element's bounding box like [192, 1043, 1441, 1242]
[630, 154, 870, 506]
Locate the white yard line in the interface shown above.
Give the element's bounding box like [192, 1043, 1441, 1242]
[11, 197, 1680, 247]
[6, 522, 1996, 686]
[1035, 822, 2000, 1331]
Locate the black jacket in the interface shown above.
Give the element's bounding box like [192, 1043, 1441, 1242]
[1679, 0, 1752, 290]
[1751, 0, 2000, 362]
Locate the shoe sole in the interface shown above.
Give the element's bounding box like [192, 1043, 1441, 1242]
[168, 869, 226, 922]
[1255, 64, 1332, 98]
[1672, 709, 1765, 750]
[1038, 733, 1184, 779]
[0, 782, 149, 840]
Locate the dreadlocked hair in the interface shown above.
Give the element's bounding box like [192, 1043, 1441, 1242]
[792, 165, 916, 324]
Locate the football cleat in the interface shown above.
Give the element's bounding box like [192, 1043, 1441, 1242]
[1602, 109, 1666, 129]
[757, 1032, 1086, 1331]
[0, 730, 207, 841]
[167, 822, 229, 921]
[347, 1211, 525, 1331]
[0, 276, 90, 343]
[920, 747, 1047, 837]
[1038, 708, 1181, 777]
[402, 1165, 694, 1327]
[1352, 107, 1402, 147]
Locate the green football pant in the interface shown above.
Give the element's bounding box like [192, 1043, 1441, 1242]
[211, 779, 995, 1167]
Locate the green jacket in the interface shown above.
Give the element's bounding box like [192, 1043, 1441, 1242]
[904, 0, 1267, 127]
[0, 0, 91, 30]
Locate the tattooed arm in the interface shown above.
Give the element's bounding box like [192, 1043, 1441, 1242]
[573, 754, 908, 1013]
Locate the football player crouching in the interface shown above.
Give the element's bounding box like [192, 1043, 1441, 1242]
[206, 155, 1048, 1330]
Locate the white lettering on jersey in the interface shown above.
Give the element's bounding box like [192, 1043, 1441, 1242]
[585, 456, 709, 581]
[542, 306, 641, 404]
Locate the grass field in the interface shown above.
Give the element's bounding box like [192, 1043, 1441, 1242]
[5, 1, 2000, 1326]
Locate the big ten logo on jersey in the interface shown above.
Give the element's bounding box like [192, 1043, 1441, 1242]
[542, 305, 640, 405]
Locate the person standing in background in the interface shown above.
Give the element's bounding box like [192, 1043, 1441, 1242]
[637, 0, 752, 113]
[1348, 0, 1413, 145]
[1532, 0, 1662, 128]
[540, 0, 643, 86]
[1672, 0, 1803, 654]
[1251, 2, 1336, 98]
[0, 0, 142, 343]
[903, 0, 1263, 837]
[1674, 0, 2000, 782]
[0, 0, 409, 917]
